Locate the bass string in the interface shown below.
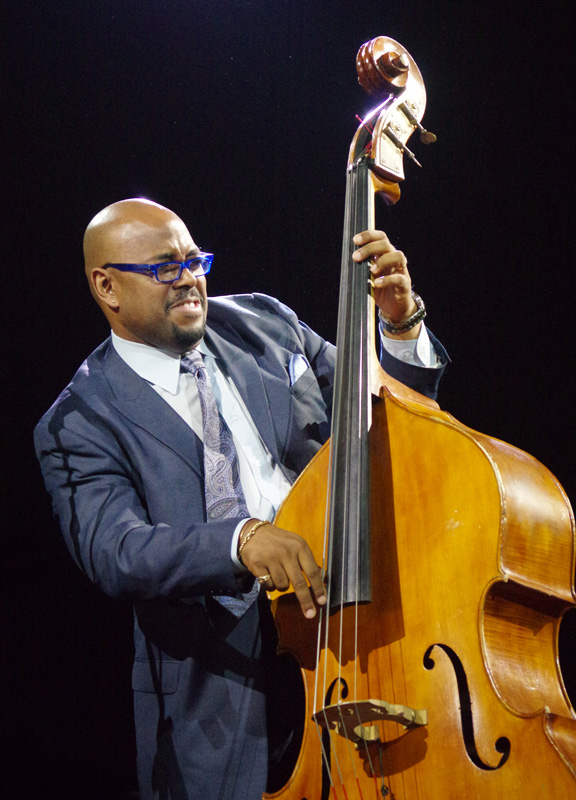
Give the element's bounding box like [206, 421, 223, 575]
[312, 166, 352, 794]
[310, 160, 382, 798]
[350, 158, 382, 795]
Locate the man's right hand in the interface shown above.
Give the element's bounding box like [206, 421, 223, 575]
[238, 521, 326, 619]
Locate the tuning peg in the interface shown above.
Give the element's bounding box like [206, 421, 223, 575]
[376, 51, 410, 79]
[399, 102, 437, 145]
[384, 126, 423, 168]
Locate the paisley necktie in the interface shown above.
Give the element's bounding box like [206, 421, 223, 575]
[180, 349, 258, 616]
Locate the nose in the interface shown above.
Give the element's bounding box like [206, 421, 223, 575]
[172, 266, 198, 287]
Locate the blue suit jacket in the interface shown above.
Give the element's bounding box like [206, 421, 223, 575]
[34, 293, 448, 800]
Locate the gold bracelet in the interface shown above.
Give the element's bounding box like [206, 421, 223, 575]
[237, 519, 267, 562]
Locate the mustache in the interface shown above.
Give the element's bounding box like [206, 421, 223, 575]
[166, 288, 206, 311]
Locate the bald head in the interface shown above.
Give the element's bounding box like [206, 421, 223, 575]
[83, 198, 184, 274]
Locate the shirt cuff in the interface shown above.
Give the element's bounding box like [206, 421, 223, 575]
[231, 518, 252, 573]
[379, 322, 441, 368]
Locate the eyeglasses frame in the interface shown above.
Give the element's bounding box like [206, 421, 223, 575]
[104, 252, 214, 283]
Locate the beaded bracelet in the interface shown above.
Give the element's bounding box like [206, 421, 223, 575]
[379, 291, 426, 334]
[237, 519, 268, 562]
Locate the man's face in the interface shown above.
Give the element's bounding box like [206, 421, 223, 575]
[103, 214, 208, 355]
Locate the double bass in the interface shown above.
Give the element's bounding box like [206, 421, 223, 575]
[265, 36, 576, 799]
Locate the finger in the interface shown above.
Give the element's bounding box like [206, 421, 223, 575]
[356, 245, 407, 271]
[257, 557, 322, 619]
[371, 256, 409, 280]
[288, 572, 321, 619]
[352, 230, 392, 262]
[266, 563, 290, 592]
[252, 555, 303, 595]
[285, 554, 326, 619]
[352, 229, 388, 247]
[299, 550, 327, 604]
[255, 572, 273, 589]
[372, 273, 411, 293]
[371, 266, 409, 288]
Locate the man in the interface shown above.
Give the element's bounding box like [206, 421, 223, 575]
[35, 198, 448, 799]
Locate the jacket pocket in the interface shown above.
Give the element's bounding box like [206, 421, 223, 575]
[289, 368, 316, 398]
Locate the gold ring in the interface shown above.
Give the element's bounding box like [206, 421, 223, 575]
[257, 574, 271, 585]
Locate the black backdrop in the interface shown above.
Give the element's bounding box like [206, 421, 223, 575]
[2, 2, 575, 797]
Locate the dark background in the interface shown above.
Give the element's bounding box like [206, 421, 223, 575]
[1, 2, 574, 797]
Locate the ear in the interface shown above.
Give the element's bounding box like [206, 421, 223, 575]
[90, 267, 120, 311]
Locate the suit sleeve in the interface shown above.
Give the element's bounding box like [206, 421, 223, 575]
[34, 389, 244, 603]
[379, 328, 450, 400]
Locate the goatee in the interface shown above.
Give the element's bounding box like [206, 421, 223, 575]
[172, 320, 206, 351]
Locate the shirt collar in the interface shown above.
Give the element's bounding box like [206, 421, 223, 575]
[111, 331, 210, 394]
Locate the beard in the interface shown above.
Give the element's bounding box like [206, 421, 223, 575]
[171, 317, 206, 350]
[165, 288, 207, 352]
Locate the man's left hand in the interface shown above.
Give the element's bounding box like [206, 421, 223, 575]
[352, 229, 420, 339]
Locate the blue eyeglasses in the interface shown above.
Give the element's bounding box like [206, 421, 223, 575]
[105, 252, 214, 283]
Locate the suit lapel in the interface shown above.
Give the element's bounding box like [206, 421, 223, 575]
[205, 325, 283, 465]
[99, 324, 294, 479]
[101, 343, 204, 477]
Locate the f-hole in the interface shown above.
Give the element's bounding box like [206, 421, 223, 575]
[424, 643, 511, 770]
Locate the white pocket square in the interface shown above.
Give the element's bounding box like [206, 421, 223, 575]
[288, 353, 310, 385]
